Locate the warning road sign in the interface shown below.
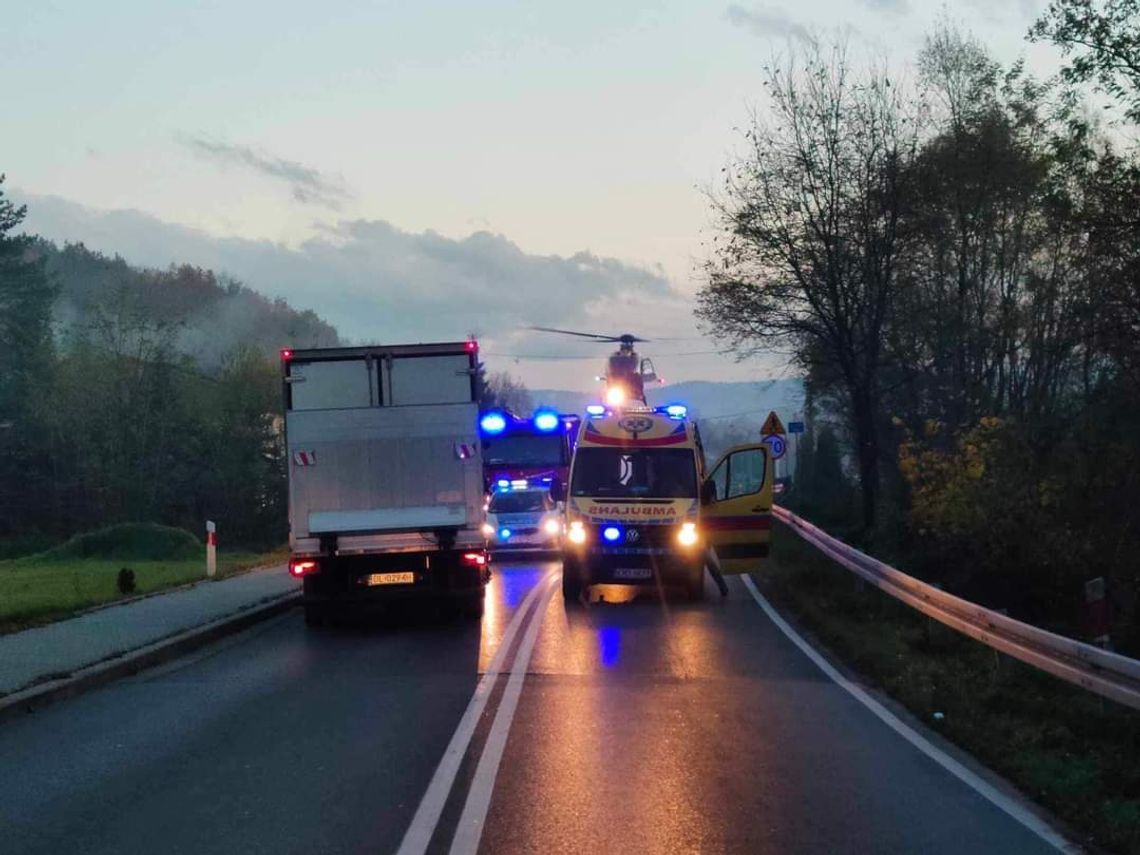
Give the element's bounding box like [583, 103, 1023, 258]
[760, 411, 785, 437]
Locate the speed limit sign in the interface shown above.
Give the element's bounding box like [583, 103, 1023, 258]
[764, 434, 786, 460]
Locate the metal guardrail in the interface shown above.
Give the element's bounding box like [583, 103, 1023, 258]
[772, 505, 1140, 712]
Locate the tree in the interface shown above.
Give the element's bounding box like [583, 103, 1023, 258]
[696, 38, 916, 530]
[0, 176, 57, 538]
[480, 370, 532, 414]
[0, 176, 55, 424]
[1030, 0, 1140, 123]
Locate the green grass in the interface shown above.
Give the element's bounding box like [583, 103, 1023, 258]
[0, 548, 287, 634]
[759, 526, 1140, 854]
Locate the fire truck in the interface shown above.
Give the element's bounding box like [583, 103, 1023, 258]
[478, 408, 580, 495]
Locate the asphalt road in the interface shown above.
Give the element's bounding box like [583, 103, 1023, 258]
[0, 559, 1064, 854]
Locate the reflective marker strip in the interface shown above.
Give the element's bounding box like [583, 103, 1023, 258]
[702, 515, 772, 530]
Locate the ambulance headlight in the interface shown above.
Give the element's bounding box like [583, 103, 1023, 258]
[568, 521, 587, 544]
[677, 522, 699, 547]
[543, 517, 561, 535]
[482, 523, 495, 537]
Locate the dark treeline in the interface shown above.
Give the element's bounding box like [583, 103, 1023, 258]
[698, 6, 1140, 652]
[0, 187, 341, 555]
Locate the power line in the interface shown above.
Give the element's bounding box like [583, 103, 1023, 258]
[483, 349, 733, 361]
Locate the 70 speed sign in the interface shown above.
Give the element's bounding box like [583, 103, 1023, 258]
[763, 434, 786, 460]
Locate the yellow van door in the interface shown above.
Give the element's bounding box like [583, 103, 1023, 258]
[701, 443, 774, 574]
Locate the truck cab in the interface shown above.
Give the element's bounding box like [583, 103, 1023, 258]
[478, 408, 580, 496]
[282, 341, 488, 625]
[560, 404, 773, 601]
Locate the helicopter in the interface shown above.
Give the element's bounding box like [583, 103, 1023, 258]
[531, 327, 660, 406]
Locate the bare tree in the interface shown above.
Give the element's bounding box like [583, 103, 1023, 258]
[696, 38, 916, 529]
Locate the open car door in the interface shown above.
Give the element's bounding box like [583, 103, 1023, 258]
[701, 443, 773, 574]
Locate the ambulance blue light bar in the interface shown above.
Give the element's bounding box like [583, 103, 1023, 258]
[662, 404, 687, 419]
[586, 404, 606, 417]
[480, 412, 508, 435]
[533, 409, 560, 432]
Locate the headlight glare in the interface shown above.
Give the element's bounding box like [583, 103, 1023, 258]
[677, 522, 699, 547]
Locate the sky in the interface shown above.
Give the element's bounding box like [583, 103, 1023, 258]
[3, 0, 1061, 390]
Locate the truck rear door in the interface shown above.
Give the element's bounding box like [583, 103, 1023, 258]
[285, 348, 481, 544]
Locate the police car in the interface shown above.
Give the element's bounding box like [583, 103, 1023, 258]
[482, 482, 563, 551]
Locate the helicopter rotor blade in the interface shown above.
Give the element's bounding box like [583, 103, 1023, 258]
[529, 326, 622, 342]
[529, 326, 654, 344]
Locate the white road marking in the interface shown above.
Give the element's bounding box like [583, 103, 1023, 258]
[396, 571, 555, 855]
[739, 574, 1078, 854]
[449, 573, 559, 855]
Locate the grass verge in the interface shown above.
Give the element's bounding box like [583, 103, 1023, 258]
[760, 525, 1140, 854]
[0, 548, 288, 635]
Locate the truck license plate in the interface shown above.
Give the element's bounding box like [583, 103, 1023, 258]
[366, 572, 415, 586]
[613, 567, 652, 580]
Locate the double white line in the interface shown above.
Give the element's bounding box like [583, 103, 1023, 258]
[397, 571, 558, 855]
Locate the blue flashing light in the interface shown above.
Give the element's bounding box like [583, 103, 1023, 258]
[665, 404, 687, 419]
[500, 528, 512, 539]
[496, 479, 510, 489]
[533, 409, 560, 432]
[602, 526, 622, 543]
[586, 404, 606, 417]
[480, 412, 507, 435]
[541, 477, 552, 483]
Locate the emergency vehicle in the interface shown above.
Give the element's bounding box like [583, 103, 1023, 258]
[478, 408, 580, 495]
[483, 481, 563, 551]
[559, 404, 774, 600]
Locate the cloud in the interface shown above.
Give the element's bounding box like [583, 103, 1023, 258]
[857, 0, 909, 13]
[14, 193, 684, 387]
[725, 4, 813, 43]
[179, 136, 352, 209]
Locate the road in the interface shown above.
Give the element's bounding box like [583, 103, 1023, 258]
[0, 559, 1064, 854]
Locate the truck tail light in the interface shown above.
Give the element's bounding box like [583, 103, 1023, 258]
[290, 559, 318, 577]
[462, 552, 488, 567]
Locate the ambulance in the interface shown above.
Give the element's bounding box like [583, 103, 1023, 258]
[558, 404, 774, 600]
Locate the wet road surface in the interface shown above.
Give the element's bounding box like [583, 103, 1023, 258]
[0, 559, 1063, 854]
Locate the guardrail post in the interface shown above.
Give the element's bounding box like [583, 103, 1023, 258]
[206, 521, 217, 578]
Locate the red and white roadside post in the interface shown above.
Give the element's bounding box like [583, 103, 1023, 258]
[1083, 577, 1111, 650]
[206, 521, 217, 578]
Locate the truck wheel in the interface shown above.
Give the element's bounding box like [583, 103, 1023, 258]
[463, 592, 485, 619]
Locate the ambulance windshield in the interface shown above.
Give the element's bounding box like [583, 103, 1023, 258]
[570, 448, 697, 498]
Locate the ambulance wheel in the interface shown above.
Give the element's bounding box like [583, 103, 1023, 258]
[561, 561, 584, 602]
[685, 568, 705, 602]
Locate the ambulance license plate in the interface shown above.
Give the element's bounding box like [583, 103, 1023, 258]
[366, 572, 415, 586]
[613, 567, 652, 580]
